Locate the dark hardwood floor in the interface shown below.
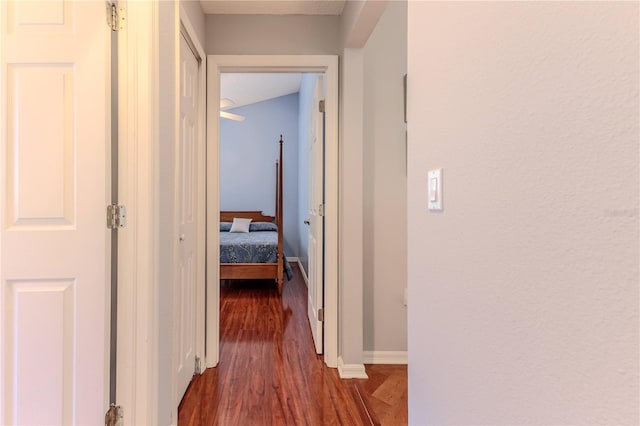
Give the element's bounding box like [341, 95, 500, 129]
[178, 264, 407, 425]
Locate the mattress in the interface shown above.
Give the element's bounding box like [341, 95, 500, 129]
[219, 222, 279, 264]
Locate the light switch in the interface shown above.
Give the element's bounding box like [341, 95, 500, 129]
[430, 178, 438, 201]
[428, 169, 442, 211]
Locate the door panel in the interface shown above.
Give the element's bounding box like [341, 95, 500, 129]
[1, 1, 109, 424]
[176, 33, 199, 404]
[307, 76, 324, 354]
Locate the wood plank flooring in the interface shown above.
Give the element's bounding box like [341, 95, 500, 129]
[178, 264, 407, 425]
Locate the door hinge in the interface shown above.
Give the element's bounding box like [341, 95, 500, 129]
[107, 204, 127, 229]
[106, 2, 125, 31]
[318, 203, 325, 217]
[194, 356, 202, 375]
[318, 308, 324, 322]
[319, 100, 325, 113]
[105, 403, 123, 426]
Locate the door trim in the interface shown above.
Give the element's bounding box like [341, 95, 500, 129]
[206, 55, 339, 369]
[176, 7, 207, 402]
[115, 1, 158, 424]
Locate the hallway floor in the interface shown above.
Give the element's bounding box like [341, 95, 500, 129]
[178, 263, 407, 425]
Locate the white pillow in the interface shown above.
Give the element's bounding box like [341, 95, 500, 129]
[230, 218, 252, 233]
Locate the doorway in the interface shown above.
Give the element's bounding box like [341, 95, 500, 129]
[206, 55, 339, 369]
[217, 71, 326, 355]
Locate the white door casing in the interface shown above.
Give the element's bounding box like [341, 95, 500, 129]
[0, 1, 110, 424]
[206, 55, 339, 369]
[307, 76, 325, 354]
[175, 32, 199, 404]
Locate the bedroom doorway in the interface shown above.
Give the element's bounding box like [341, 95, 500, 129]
[216, 71, 326, 354]
[206, 56, 339, 370]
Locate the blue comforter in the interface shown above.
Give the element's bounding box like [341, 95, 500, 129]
[220, 222, 279, 263]
[219, 222, 293, 280]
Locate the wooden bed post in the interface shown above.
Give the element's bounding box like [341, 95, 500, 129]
[276, 135, 284, 294]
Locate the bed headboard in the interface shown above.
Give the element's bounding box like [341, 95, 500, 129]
[220, 211, 275, 223]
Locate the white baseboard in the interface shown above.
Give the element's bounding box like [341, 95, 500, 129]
[363, 351, 408, 365]
[337, 356, 368, 379]
[297, 260, 308, 287]
[286, 257, 309, 286]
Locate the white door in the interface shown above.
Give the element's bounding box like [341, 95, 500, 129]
[0, 1, 110, 424]
[307, 76, 325, 354]
[176, 33, 199, 404]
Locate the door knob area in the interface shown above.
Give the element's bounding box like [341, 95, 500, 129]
[304, 219, 310, 225]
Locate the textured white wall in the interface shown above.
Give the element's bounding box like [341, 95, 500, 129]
[407, 2, 639, 424]
[362, 1, 407, 353]
[204, 14, 340, 55]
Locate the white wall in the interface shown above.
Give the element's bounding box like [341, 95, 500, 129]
[205, 14, 339, 54]
[407, 2, 639, 424]
[362, 1, 407, 354]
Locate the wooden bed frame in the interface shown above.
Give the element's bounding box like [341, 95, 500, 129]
[220, 136, 285, 294]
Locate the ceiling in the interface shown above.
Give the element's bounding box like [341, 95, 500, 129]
[220, 73, 303, 109]
[199, 0, 346, 15]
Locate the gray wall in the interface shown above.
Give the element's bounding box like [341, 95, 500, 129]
[205, 14, 340, 54]
[220, 94, 300, 257]
[407, 2, 639, 423]
[362, 1, 407, 354]
[180, 0, 205, 46]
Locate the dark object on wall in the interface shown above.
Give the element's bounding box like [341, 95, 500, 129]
[403, 74, 407, 124]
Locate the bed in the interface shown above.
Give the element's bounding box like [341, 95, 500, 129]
[219, 136, 288, 294]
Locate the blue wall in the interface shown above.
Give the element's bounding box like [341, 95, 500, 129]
[220, 93, 300, 256]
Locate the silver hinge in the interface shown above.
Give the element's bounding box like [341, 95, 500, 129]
[105, 404, 123, 426]
[318, 203, 325, 217]
[194, 356, 202, 375]
[319, 100, 325, 113]
[107, 204, 127, 229]
[318, 308, 324, 322]
[106, 2, 125, 31]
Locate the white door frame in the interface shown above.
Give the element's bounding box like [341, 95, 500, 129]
[116, 2, 206, 423]
[206, 55, 339, 369]
[115, 1, 157, 424]
[175, 8, 207, 396]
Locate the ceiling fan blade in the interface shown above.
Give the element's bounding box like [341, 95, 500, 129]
[220, 98, 235, 110]
[220, 111, 246, 122]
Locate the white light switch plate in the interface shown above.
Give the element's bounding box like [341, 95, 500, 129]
[428, 169, 443, 211]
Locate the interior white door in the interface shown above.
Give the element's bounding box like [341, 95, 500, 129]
[176, 33, 199, 404]
[0, 1, 110, 424]
[307, 76, 325, 354]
